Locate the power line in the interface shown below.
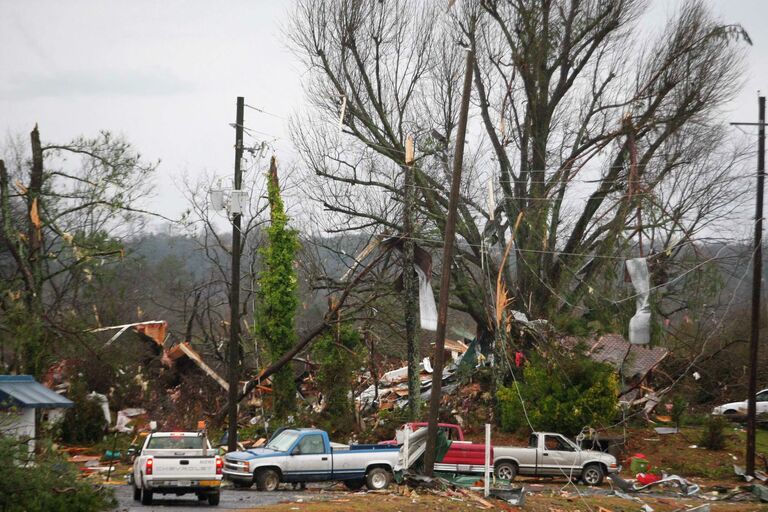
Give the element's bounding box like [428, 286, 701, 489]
[244, 103, 288, 120]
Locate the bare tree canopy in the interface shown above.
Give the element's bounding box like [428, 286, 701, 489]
[289, 0, 751, 338]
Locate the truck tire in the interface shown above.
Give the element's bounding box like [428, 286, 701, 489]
[208, 492, 221, 506]
[141, 488, 153, 505]
[343, 478, 366, 491]
[256, 468, 280, 492]
[495, 461, 518, 481]
[581, 464, 604, 486]
[132, 483, 141, 501]
[365, 467, 391, 490]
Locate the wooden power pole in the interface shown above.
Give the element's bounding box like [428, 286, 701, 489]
[733, 95, 766, 476]
[423, 49, 474, 476]
[747, 96, 766, 477]
[227, 96, 245, 452]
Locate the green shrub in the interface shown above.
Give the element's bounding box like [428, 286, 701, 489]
[311, 325, 362, 436]
[496, 384, 525, 433]
[59, 381, 107, 444]
[0, 436, 114, 512]
[495, 353, 619, 436]
[699, 415, 728, 450]
[671, 396, 687, 430]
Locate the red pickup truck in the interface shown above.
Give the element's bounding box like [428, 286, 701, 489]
[384, 423, 490, 474]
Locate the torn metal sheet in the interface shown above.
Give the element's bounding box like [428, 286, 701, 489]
[414, 264, 437, 331]
[752, 483, 768, 502]
[91, 320, 168, 347]
[632, 474, 700, 496]
[626, 258, 651, 344]
[734, 465, 768, 483]
[87, 391, 110, 425]
[115, 408, 146, 433]
[489, 487, 526, 507]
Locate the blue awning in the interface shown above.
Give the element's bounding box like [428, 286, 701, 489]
[0, 375, 74, 409]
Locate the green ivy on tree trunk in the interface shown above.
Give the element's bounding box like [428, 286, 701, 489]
[256, 157, 300, 421]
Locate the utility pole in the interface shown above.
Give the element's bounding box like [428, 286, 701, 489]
[732, 95, 766, 477]
[423, 49, 474, 476]
[227, 96, 245, 453]
[403, 134, 420, 420]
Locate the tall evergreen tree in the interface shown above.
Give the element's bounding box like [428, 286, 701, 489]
[256, 157, 300, 419]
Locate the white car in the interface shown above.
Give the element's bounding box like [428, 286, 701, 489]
[712, 388, 768, 416]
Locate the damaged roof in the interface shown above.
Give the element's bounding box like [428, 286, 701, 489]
[584, 334, 668, 380]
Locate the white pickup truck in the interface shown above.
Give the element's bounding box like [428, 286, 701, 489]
[131, 431, 223, 506]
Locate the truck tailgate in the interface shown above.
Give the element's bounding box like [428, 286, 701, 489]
[152, 456, 217, 479]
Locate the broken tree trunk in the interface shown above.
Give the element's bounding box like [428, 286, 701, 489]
[403, 136, 420, 420]
[28, 125, 44, 315]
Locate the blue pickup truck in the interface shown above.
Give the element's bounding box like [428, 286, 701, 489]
[223, 428, 399, 491]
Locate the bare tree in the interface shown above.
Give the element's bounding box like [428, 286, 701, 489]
[288, 0, 750, 346]
[0, 126, 158, 374]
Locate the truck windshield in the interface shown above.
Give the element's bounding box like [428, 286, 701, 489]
[147, 435, 204, 450]
[266, 430, 301, 452]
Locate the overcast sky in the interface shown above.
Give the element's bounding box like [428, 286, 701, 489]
[1, 0, 766, 225]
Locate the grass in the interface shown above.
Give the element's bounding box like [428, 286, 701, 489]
[624, 425, 768, 480]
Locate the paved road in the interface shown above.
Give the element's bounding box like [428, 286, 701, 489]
[112, 484, 324, 511]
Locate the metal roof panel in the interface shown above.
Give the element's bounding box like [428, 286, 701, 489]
[0, 375, 74, 409]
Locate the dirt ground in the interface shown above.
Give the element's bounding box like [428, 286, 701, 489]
[238, 488, 766, 511]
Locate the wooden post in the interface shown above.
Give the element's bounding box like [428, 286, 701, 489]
[227, 97, 245, 453]
[747, 95, 765, 476]
[484, 423, 491, 497]
[423, 49, 474, 476]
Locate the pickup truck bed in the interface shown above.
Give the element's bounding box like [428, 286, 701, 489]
[224, 428, 399, 491]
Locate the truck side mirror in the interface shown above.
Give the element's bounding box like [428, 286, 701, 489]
[291, 446, 301, 456]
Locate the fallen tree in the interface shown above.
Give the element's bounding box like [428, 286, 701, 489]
[216, 238, 392, 420]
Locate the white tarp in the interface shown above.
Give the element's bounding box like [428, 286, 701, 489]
[626, 258, 651, 344]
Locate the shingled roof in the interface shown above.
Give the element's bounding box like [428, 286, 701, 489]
[584, 334, 668, 380]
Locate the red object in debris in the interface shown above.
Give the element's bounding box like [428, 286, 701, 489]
[515, 351, 524, 367]
[636, 472, 662, 485]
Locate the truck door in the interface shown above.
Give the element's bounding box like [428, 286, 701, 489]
[285, 433, 332, 482]
[541, 435, 580, 477]
[757, 390, 768, 414]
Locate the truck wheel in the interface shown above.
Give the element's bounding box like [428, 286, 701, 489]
[140, 488, 153, 505]
[132, 483, 141, 501]
[256, 468, 280, 492]
[582, 464, 604, 486]
[344, 479, 366, 491]
[365, 467, 391, 490]
[495, 462, 517, 481]
[208, 492, 221, 506]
